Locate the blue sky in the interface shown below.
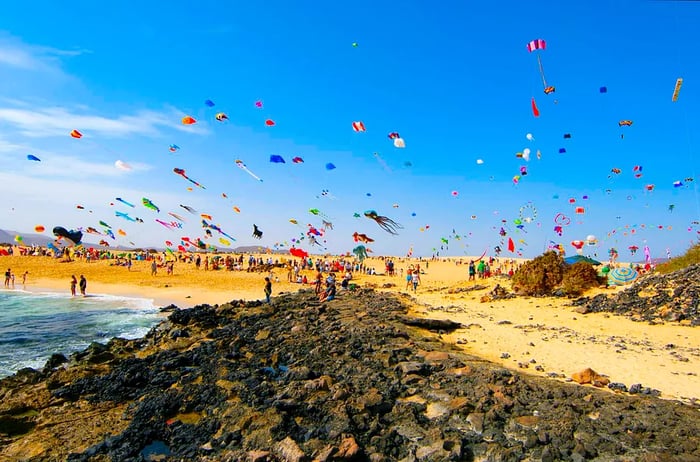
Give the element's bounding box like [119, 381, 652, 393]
[0, 1, 699, 259]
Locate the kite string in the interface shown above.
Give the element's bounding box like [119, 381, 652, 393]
[537, 54, 547, 89]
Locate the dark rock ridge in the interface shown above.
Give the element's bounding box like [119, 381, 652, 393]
[572, 264, 700, 325]
[1, 288, 699, 461]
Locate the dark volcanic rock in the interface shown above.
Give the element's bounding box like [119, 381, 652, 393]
[571, 264, 700, 325]
[1, 290, 700, 461]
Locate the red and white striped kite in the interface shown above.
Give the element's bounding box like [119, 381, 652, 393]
[352, 121, 366, 132]
[527, 39, 546, 52]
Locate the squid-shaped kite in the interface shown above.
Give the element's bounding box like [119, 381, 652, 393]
[364, 210, 403, 235]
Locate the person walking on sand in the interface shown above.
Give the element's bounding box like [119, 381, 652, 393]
[79, 275, 87, 296]
[70, 275, 77, 296]
[151, 259, 158, 276]
[264, 277, 272, 304]
[411, 270, 421, 293]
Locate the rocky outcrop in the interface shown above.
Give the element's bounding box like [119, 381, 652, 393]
[1, 288, 700, 461]
[572, 264, 700, 325]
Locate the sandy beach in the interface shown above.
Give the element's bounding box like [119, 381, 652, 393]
[3, 254, 699, 404]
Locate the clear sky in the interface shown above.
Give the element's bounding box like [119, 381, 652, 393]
[0, 1, 699, 259]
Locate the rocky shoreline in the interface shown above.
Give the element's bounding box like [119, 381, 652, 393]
[2, 288, 700, 461]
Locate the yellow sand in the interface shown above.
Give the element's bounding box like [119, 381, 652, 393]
[3, 254, 699, 403]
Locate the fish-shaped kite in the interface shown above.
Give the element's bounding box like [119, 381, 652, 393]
[142, 197, 160, 212]
[116, 197, 135, 208]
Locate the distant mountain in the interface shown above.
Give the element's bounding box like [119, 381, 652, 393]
[0, 229, 54, 247]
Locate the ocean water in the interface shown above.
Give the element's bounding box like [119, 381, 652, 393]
[0, 289, 164, 378]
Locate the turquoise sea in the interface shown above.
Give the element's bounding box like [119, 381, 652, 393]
[0, 289, 163, 378]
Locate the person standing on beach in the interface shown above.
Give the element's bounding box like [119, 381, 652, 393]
[22, 271, 28, 286]
[70, 275, 77, 296]
[411, 270, 420, 292]
[4, 268, 10, 288]
[151, 259, 157, 276]
[264, 277, 272, 304]
[79, 275, 87, 296]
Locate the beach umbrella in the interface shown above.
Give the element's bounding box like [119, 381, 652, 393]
[608, 267, 639, 285]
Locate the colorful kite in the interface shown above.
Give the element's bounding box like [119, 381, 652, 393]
[70, 129, 82, 139]
[527, 39, 555, 94]
[181, 116, 197, 125]
[352, 121, 366, 132]
[173, 168, 206, 189]
[353, 232, 374, 243]
[142, 197, 160, 212]
[215, 112, 228, 121]
[531, 98, 540, 117]
[672, 78, 683, 102]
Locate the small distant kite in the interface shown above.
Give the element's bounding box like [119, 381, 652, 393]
[672, 78, 683, 102]
[325, 163, 336, 170]
[70, 129, 82, 139]
[180, 204, 197, 214]
[292, 156, 304, 163]
[204, 100, 215, 107]
[235, 159, 263, 182]
[255, 100, 263, 108]
[352, 121, 366, 132]
[618, 120, 633, 127]
[215, 112, 228, 122]
[182, 116, 197, 125]
[270, 155, 286, 163]
[27, 154, 41, 161]
[169, 144, 180, 152]
[265, 119, 275, 126]
[531, 98, 540, 117]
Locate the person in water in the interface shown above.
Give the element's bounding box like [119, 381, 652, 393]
[79, 275, 87, 296]
[70, 275, 77, 296]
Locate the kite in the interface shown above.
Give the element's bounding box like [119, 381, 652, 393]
[173, 168, 206, 189]
[352, 121, 366, 132]
[35, 225, 45, 233]
[558, 148, 566, 154]
[672, 78, 683, 102]
[628, 245, 639, 255]
[204, 100, 215, 107]
[563, 133, 572, 139]
[169, 144, 180, 152]
[27, 154, 41, 161]
[219, 237, 231, 246]
[201, 214, 213, 220]
[325, 163, 336, 170]
[168, 212, 186, 222]
[618, 120, 633, 127]
[115, 211, 137, 222]
[270, 155, 286, 163]
[115, 160, 132, 171]
[181, 116, 197, 125]
[70, 130, 83, 139]
[531, 98, 540, 117]
[353, 232, 374, 243]
[117, 229, 126, 236]
[235, 159, 263, 182]
[99, 220, 111, 229]
[364, 210, 403, 235]
[600, 86, 608, 93]
[116, 197, 135, 208]
[202, 219, 236, 241]
[255, 100, 263, 108]
[156, 219, 173, 230]
[393, 137, 406, 148]
[353, 245, 368, 262]
[142, 197, 160, 212]
[233, 206, 241, 213]
[508, 237, 515, 253]
[99, 240, 110, 247]
[292, 156, 304, 163]
[352, 42, 359, 48]
[526, 133, 534, 141]
[322, 220, 333, 230]
[527, 39, 554, 94]
[180, 204, 197, 214]
[215, 112, 228, 121]
[53, 226, 83, 245]
[252, 224, 263, 239]
[290, 247, 309, 259]
[265, 119, 275, 126]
